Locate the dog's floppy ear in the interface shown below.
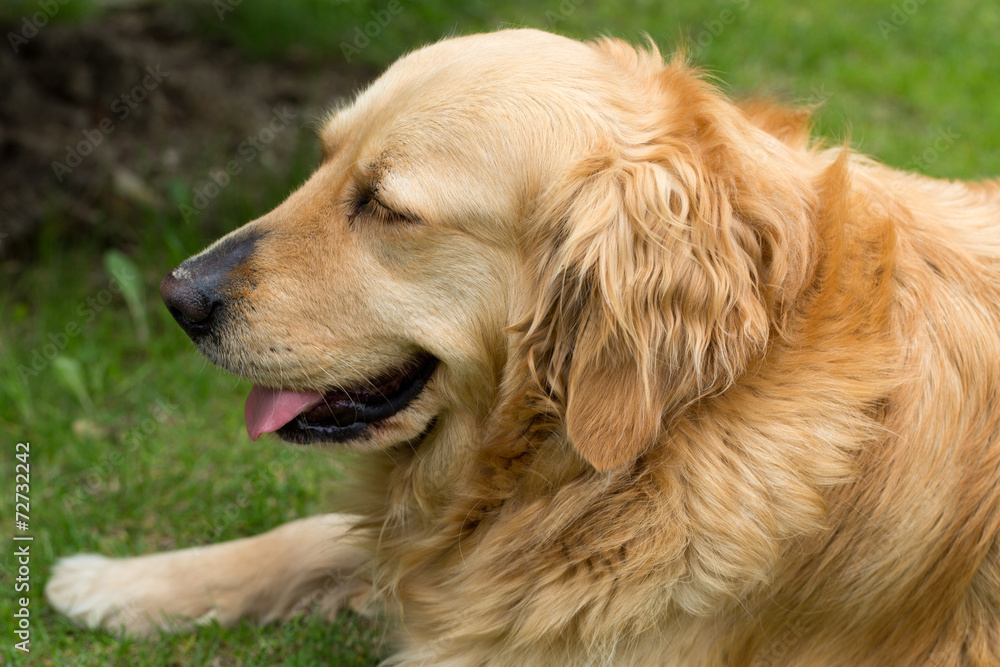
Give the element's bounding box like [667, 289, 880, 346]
[520, 146, 784, 471]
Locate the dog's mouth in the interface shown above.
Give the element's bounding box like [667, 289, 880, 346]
[244, 353, 439, 444]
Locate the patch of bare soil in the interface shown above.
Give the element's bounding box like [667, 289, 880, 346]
[0, 4, 371, 259]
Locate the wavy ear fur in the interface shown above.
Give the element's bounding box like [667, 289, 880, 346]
[519, 50, 812, 471]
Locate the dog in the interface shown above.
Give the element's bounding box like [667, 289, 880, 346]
[46, 29, 1000, 665]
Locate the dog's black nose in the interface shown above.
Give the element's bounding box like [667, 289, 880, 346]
[160, 231, 262, 339]
[160, 270, 217, 335]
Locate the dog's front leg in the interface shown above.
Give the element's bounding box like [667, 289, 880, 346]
[45, 513, 368, 635]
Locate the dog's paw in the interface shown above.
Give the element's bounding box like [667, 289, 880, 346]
[45, 553, 207, 636]
[47, 554, 137, 633]
[46, 517, 367, 636]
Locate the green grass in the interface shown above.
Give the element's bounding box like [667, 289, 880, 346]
[187, 0, 1000, 178]
[2, 1, 999, 664]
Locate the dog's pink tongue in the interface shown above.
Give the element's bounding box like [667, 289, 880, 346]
[245, 385, 324, 441]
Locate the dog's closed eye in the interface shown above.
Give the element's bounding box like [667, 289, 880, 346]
[347, 182, 413, 225]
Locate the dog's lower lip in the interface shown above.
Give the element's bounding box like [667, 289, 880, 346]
[276, 353, 439, 444]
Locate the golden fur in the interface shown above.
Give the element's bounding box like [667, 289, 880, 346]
[47, 30, 1000, 665]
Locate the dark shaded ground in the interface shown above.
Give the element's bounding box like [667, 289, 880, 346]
[0, 4, 372, 260]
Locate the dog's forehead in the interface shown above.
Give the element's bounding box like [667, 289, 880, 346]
[320, 30, 614, 155]
[377, 28, 600, 100]
[314, 30, 642, 227]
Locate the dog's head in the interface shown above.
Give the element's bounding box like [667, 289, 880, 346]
[161, 29, 813, 470]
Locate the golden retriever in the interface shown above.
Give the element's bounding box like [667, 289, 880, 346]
[46, 29, 1000, 666]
